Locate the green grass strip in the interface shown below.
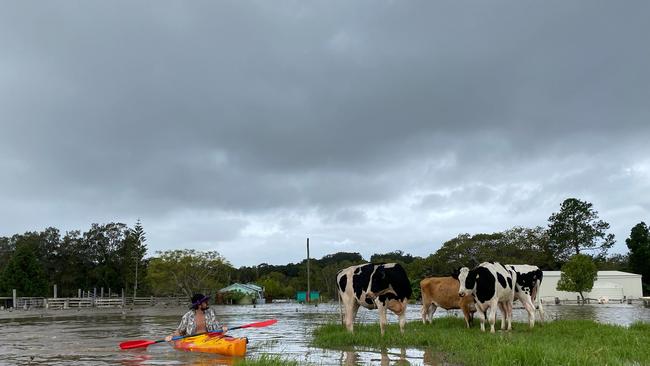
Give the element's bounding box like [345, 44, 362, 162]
[312, 317, 650, 366]
[234, 354, 300, 366]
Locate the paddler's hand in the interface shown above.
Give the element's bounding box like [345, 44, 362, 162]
[165, 335, 173, 342]
[221, 326, 228, 333]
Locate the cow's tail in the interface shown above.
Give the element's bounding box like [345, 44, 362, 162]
[337, 289, 344, 326]
[535, 273, 545, 323]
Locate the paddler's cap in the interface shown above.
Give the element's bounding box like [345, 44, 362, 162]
[190, 293, 210, 309]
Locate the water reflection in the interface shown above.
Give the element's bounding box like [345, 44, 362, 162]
[342, 348, 415, 366]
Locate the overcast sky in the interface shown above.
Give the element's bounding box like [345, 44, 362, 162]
[1, 1, 649, 266]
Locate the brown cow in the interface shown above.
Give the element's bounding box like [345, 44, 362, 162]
[420, 276, 475, 328]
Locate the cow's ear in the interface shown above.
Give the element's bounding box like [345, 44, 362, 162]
[451, 268, 460, 279]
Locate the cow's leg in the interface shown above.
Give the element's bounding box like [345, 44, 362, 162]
[461, 303, 471, 328]
[344, 300, 359, 333]
[488, 301, 498, 333]
[498, 302, 507, 330]
[522, 295, 535, 328]
[534, 285, 545, 324]
[398, 299, 408, 334]
[387, 299, 407, 334]
[475, 304, 487, 332]
[505, 300, 514, 331]
[377, 301, 388, 336]
[421, 300, 430, 324]
[428, 304, 437, 324]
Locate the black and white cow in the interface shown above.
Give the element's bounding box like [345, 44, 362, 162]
[508, 264, 545, 328]
[454, 262, 516, 333]
[336, 263, 412, 336]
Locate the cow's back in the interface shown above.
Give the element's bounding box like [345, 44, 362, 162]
[474, 262, 515, 303]
[373, 263, 412, 301]
[420, 276, 464, 309]
[337, 263, 375, 304]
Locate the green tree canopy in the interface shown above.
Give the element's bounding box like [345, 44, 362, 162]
[0, 241, 48, 297]
[370, 250, 416, 264]
[145, 249, 233, 298]
[548, 198, 615, 261]
[626, 222, 650, 294]
[557, 254, 598, 302]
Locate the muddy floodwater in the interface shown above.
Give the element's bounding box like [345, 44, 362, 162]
[1, 302, 649, 365]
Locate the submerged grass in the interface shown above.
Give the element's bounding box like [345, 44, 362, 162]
[234, 354, 300, 366]
[312, 317, 650, 366]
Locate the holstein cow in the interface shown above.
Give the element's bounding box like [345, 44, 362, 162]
[336, 263, 412, 336]
[420, 276, 475, 328]
[508, 264, 545, 328]
[454, 262, 517, 333]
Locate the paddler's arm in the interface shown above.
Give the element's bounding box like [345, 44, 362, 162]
[165, 313, 190, 342]
[164, 330, 182, 342]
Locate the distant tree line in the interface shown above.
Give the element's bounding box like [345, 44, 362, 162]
[1, 198, 648, 300]
[0, 221, 147, 297]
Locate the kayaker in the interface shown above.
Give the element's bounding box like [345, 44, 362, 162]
[165, 293, 228, 342]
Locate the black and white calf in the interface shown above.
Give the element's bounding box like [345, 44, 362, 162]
[508, 264, 545, 328]
[336, 263, 412, 336]
[454, 262, 517, 333]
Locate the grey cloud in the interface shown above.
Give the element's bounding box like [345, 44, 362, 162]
[1, 1, 649, 264]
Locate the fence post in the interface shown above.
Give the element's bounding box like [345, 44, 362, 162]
[78, 289, 81, 298]
[12, 289, 16, 309]
[122, 288, 125, 307]
[101, 287, 104, 298]
[54, 284, 57, 299]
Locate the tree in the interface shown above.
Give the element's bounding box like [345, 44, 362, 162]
[119, 220, 148, 297]
[626, 222, 650, 294]
[548, 198, 615, 262]
[0, 242, 48, 296]
[556, 254, 598, 303]
[370, 250, 416, 264]
[145, 249, 233, 297]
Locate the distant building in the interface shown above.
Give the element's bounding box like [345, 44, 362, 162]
[218, 283, 265, 305]
[296, 290, 320, 303]
[540, 271, 643, 302]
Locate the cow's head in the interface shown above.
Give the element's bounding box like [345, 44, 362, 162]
[456, 267, 475, 297]
[367, 264, 389, 297]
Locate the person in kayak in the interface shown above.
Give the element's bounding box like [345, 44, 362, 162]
[165, 293, 228, 342]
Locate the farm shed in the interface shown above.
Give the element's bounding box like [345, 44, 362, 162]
[539, 271, 643, 302]
[218, 283, 265, 305]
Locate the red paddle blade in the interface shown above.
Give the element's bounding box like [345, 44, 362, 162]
[119, 339, 156, 350]
[236, 319, 277, 329]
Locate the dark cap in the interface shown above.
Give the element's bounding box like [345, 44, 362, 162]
[190, 293, 210, 309]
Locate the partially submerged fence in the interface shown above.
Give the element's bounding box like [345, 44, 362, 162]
[1, 291, 186, 310]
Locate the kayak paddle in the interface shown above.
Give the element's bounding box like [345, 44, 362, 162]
[119, 319, 277, 350]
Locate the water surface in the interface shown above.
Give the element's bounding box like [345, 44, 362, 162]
[1, 302, 648, 365]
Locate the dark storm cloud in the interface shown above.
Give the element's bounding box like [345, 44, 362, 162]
[1, 1, 649, 265]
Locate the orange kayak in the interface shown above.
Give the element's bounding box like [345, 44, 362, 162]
[173, 334, 248, 357]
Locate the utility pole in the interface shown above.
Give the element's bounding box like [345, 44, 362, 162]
[307, 238, 310, 303]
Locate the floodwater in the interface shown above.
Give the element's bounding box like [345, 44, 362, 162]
[1, 302, 649, 365]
